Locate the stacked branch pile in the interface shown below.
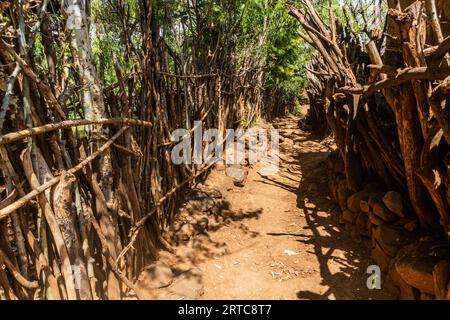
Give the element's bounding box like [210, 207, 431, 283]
[289, 0, 450, 299]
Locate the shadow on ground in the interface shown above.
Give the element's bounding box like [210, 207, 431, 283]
[272, 116, 394, 300]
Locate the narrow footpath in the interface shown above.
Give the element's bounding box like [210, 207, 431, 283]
[148, 111, 397, 300]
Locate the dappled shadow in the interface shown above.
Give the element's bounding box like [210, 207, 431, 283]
[165, 192, 263, 270]
[271, 115, 395, 300]
[294, 148, 395, 300]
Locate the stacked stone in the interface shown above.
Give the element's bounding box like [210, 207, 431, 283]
[327, 155, 450, 300]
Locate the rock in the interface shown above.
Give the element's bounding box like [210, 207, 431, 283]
[382, 191, 404, 217]
[388, 260, 419, 300]
[281, 129, 294, 136]
[395, 239, 450, 295]
[281, 138, 294, 148]
[137, 261, 174, 290]
[372, 202, 397, 222]
[347, 190, 371, 213]
[187, 188, 210, 201]
[400, 285, 420, 300]
[383, 275, 401, 298]
[374, 223, 416, 257]
[368, 211, 383, 226]
[178, 223, 195, 241]
[193, 217, 209, 233]
[388, 259, 405, 286]
[368, 192, 384, 208]
[342, 209, 357, 224]
[203, 187, 222, 199]
[404, 220, 418, 232]
[226, 165, 248, 187]
[187, 200, 215, 213]
[432, 260, 450, 299]
[371, 243, 391, 272]
[168, 268, 204, 299]
[305, 202, 316, 209]
[186, 189, 215, 212]
[355, 213, 369, 236]
[360, 200, 370, 213]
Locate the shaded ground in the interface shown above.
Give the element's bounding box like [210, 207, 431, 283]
[155, 110, 397, 300]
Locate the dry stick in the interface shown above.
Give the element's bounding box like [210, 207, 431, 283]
[0, 248, 38, 289]
[338, 67, 450, 95]
[304, 65, 330, 77]
[0, 20, 12, 37]
[88, 216, 144, 300]
[0, 147, 29, 279]
[367, 64, 399, 76]
[429, 75, 450, 145]
[430, 36, 450, 67]
[27, 0, 50, 50]
[366, 41, 388, 81]
[0, 39, 66, 120]
[289, 7, 341, 77]
[159, 72, 218, 79]
[423, 35, 450, 57]
[99, 136, 140, 156]
[158, 105, 213, 147]
[301, 0, 330, 39]
[0, 189, 16, 209]
[0, 63, 21, 132]
[0, 127, 129, 221]
[425, 0, 445, 43]
[0, 118, 152, 146]
[0, 0, 50, 132]
[116, 160, 218, 264]
[24, 230, 61, 300]
[22, 148, 76, 300]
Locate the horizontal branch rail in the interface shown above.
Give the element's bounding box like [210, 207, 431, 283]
[0, 118, 151, 146]
[338, 67, 450, 95]
[0, 127, 129, 221]
[159, 71, 218, 79]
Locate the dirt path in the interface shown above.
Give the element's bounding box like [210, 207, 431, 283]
[154, 113, 397, 300]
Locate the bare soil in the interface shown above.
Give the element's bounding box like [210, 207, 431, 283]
[154, 112, 397, 300]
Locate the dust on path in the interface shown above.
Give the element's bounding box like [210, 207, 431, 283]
[160, 113, 397, 300]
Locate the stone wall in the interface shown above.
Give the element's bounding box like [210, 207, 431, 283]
[327, 151, 450, 300]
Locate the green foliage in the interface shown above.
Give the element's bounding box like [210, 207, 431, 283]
[89, 0, 311, 105]
[264, 0, 308, 101]
[90, 0, 141, 85]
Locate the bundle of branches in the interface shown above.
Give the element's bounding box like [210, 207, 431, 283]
[289, 0, 450, 236]
[0, 0, 166, 300]
[0, 0, 271, 300]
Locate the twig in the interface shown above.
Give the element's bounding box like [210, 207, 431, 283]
[0, 248, 39, 289]
[0, 127, 129, 221]
[0, 63, 21, 132]
[0, 118, 152, 146]
[159, 71, 218, 79]
[338, 67, 450, 95]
